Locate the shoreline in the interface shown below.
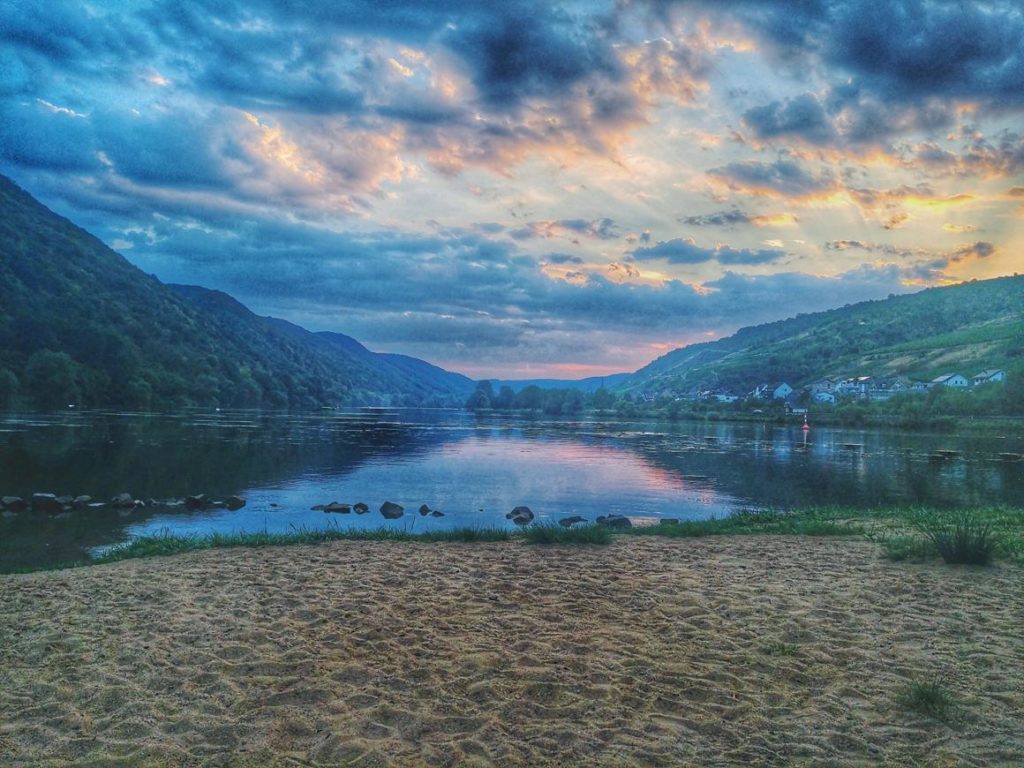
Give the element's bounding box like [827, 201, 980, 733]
[5, 504, 1022, 575]
[2, 535, 1022, 766]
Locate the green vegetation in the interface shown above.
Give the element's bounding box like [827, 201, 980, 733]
[520, 523, 614, 545]
[11, 505, 1022, 573]
[624, 274, 1024, 405]
[761, 641, 800, 657]
[898, 678, 957, 721]
[0, 175, 472, 410]
[630, 508, 867, 539]
[919, 513, 997, 565]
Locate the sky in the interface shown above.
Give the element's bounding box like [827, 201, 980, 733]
[1, 1, 1023, 379]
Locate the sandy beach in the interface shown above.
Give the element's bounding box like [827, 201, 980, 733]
[1, 536, 1022, 767]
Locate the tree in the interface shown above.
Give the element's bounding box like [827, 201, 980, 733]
[24, 350, 81, 409]
[592, 387, 615, 410]
[465, 380, 494, 410]
[493, 385, 515, 410]
[0, 369, 18, 408]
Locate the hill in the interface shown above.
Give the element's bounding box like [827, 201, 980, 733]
[622, 276, 1024, 396]
[0, 175, 472, 409]
[493, 373, 630, 393]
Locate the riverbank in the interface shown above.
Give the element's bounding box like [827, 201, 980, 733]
[2, 536, 1021, 766]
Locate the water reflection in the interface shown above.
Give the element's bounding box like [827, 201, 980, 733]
[1, 409, 1022, 571]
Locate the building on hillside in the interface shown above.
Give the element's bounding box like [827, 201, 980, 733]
[813, 391, 837, 404]
[867, 377, 909, 401]
[810, 377, 837, 394]
[910, 380, 931, 392]
[931, 373, 969, 388]
[835, 376, 873, 397]
[972, 369, 1006, 386]
[751, 382, 792, 400]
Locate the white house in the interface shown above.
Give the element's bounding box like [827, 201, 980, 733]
[931, 373, 969, 388]
[771, 382, 793, 400]
[972, 369, 1006, 386]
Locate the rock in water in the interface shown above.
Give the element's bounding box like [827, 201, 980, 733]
[111, 492, 135, 508]
[419, 504, 431, 516]
[353, 502, 369, 514]
[224, 495, 246, 511]
[31, 493, 64, 513]
[72, 495, 92, 509]
[596, 514, 631, 529]
[430, 510, 445, 517]
[506, 505, 534, 525]
[559, 515, 587, 527]
[380, 501, 404, 519]
[324, 502, 351, 513]
[185, 494, 207, 510]
[1, 496, 27, 512]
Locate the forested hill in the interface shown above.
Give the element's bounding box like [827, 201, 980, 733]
[622, 274, 1024, 395]
[0, 174, 472, 409]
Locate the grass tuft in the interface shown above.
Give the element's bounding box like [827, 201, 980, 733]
[918, 513, 996, 565]
[898, 678, 956, 721]
[521, 523, 613, 545]
[761, 641, 799, 657]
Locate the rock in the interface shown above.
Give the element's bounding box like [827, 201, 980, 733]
[419, 504, 431, 516]
[56, 495, 74, 507]
[505, 505, 534, 525]
[31, 493, 64, 513]
[87, 502, 106, 509]
[1, 496, 27, 512]
[324, 502, 351, 513]
[211, 500, 226, 508]
[185, 494, 208, 510]
[353, 502, 369, 514]
[380, 501, 404, 519]
[224, 495, 246, 511]
[311, 504, 326, 511]
[596, 514, 632, 529]
[111, 492, 135, 508]
[559, 515, 587, 527]
[430, 510, 445, 517]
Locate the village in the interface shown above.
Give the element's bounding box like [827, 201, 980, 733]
[640, 368, 1008, 412]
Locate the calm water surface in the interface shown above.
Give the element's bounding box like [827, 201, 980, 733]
[1, 408, 1023, 570]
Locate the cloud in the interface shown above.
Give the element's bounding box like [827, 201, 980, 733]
[632, 237, 785, 266]
[510, 217, 620, 242]
[742, 93, 836, 146]
[708, 158, 838, 199]
[680, 208, 799, 227]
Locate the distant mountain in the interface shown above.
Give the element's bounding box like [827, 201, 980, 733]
[493, 373, 631, 393]
[622, 275, 1024, 395]
[0, 174, 472, 409]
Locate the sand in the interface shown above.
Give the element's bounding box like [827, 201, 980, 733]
[1, 536, 1022, 767]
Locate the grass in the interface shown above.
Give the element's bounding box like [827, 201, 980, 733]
[898, 678, 957, 721]
[761, 641, 800, 657]
[9, 504, 1022, 573]
[520, 523, 613, 545]
[629, 507, 866, 539]
[920, 513, 996, 565]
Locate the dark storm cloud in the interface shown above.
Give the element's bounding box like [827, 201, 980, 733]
[708, 159, 837, 198]
[632, 238, 785, 266]
[742, 93, 836, 146]
[679, 209, 753, 227]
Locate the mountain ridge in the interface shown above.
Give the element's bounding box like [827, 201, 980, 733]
[0, 174, 472, 409]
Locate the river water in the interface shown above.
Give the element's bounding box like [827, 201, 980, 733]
[1, 408, 1022, 570]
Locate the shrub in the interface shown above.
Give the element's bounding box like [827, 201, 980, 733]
[521, 523, 613, 545]
[920, 514, 996, 565]
[899, 678, 956, 720]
